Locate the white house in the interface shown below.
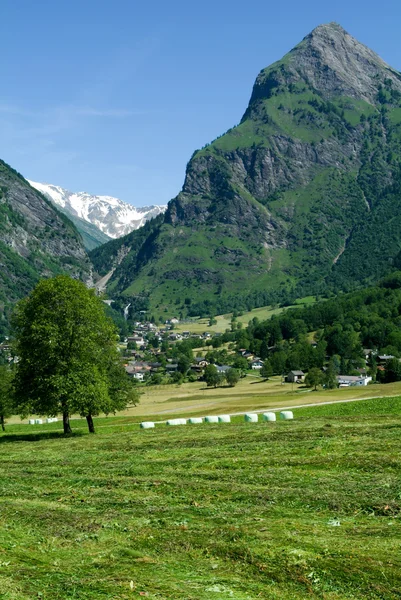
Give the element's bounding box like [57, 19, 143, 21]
[251, 360, 264, 370]
[131, 371, 145, 381]
[337, 375, 372, 387]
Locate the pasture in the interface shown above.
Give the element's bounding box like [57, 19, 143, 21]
[1, 396, 401, 598]
[174, 298, 316, 335]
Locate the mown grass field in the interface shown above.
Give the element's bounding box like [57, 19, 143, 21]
[1, 396, 401, 599]
[8, 377, 401, 426]
[174, 298, 317, 335]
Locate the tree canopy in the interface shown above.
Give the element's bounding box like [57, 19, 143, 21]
[0, 365, 14, 431]
[12, 275, 138, 434]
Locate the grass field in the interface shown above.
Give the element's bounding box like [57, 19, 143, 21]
[8, 377, 401, 427]
[1, 396, 401, 599]
[174, 298, 317, 335]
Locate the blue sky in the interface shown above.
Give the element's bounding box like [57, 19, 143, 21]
[1, 0, 401, 206]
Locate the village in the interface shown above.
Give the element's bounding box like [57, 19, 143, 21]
[120, 317, 394, 388]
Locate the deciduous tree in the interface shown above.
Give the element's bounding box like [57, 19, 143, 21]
[13, 276, 138, 434]
[226, 368, 240, 387]
[204, 364, 220, 388]
[0, 365, 14, 431]
[305, 367, 324, 391]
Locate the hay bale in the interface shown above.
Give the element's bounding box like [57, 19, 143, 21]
[262, 412, 276, 422]
[177, 418, 187, 425]
[205, 416, 219, 423]
[244, 413, 258, 423]
[188, 417, 203, 424]
[166, 419, 179, 426]
[218, 415, 231, 423]
[140, 421, 155, 429]
[28, 419, 35, 425]
[280, 411, 294, 420]
[35, 419, 43, 425]
[46, 418, 53, 423]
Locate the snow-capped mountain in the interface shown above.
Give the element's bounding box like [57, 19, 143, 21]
[28, 181, 167, 239]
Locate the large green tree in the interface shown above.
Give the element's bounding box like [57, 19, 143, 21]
[226, 368, 240, 387]
[12, 275, 138, 434]
[0, 365, 14, 431]
[305, 367, 324, 391]
[204, 364, 220, 388]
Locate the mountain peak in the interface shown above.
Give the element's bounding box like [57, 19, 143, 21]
[28, 180, 168, 241]
[248, 23, 401, 108]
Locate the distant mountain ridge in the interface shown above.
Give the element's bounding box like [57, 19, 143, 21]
[28, 181, 167, 244]
[90, 23, 401, 317]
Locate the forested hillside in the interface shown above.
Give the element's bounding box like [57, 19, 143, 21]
[226, 273, 401, 378]
[91, 23, 401, 318]
[0, 160, 91, 336]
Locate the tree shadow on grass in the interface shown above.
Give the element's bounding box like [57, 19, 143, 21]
[0, 431, 85, 444]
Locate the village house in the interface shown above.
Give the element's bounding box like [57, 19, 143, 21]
[337, 375, 372, 387]
[377, 354, 395, 364]
[131, 371, 146, 381]
[191, 357, 209, 372]
[216, 365, 231, 374]
[287, 370, 305, 383]
[168, 333, 182, 342]
[251, 359, 264, 370]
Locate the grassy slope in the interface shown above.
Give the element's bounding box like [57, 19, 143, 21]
[175, 297, 317, 334]
[1, 396, 401, 599]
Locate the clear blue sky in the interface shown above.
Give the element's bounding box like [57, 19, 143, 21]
[1, 0, 400, 206]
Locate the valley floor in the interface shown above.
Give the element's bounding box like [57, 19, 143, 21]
[8, 377, 401, 427]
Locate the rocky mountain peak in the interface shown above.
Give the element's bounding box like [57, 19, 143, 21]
[248, 23, 401, 107]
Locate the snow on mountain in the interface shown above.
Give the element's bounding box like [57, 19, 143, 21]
[28, 180, 167, 239]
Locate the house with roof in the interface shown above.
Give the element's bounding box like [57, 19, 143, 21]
[251, 359, 264, 370]
[192, 357, 209, 371]
[287, 370, 305, 383]
[337, 375, 372, 387]
[216, 365, 231, 374]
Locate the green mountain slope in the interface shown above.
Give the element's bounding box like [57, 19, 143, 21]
[0, 161, 91, 335]
[93, 23, 401, 316]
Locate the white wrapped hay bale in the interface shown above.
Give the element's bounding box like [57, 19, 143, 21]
[46, 418, 54, 423]
[28, 419, 35, 425]
[53, 418, 58, 422]
[188, 417, 203, 424]
[140, 421, 155, 429]
[218, 415, 231, 423]
[166, 419, 186, 426]
[262, 412, 276, 422]
[35, 419, 43, 425]
[244, 413, 258, 423]
[280, 411, 294, 420]
[205, 416, 219, 423]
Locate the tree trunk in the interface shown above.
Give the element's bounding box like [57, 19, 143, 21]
[0, 414, 5, 431]
[86, 414, 95, 434]
[63, 410, 72, 434]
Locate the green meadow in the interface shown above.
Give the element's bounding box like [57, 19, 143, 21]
[1, 396, 401, 599]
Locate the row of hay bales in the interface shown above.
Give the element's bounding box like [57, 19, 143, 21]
[140, 411, 293, 429]
[28, 417, 59, 425]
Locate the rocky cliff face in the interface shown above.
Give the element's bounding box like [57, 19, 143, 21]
[96, 23, 401, 316]
[0, 160, 91, 333]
